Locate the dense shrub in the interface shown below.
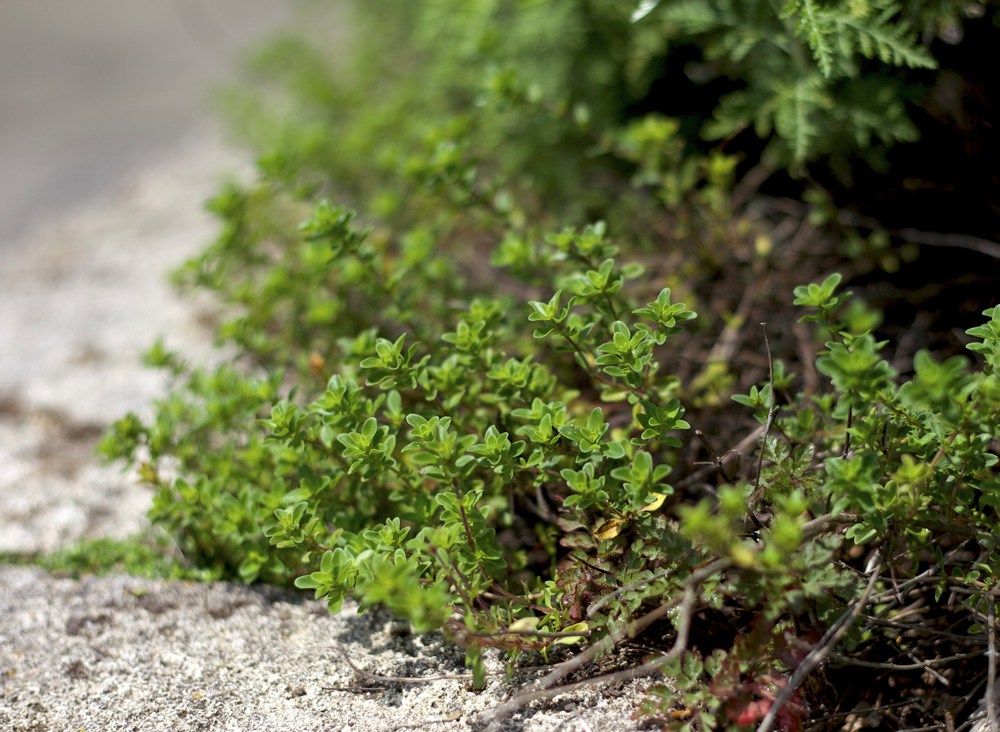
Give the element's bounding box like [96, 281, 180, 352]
[103, 1, 999, 728]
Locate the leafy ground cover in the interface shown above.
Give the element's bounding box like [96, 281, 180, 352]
[97, 2, 999, 729]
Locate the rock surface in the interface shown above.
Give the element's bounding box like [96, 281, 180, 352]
[0, 128, 228, 554]
[0, 564, 650, 731]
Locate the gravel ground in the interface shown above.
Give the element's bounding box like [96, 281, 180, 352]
[0, 127, 229, 555]
[0, 564, 654, 732]
[0, 130, 656, 731]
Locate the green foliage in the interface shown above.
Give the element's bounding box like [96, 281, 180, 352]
[222, 0, 975, 230]
[100, 0, 998, 725]
[637, 0, 944, 167]
[1, 535, 206, 581]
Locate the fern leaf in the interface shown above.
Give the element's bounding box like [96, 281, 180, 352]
[773, 75, 829, 164]
[834, 3, 937, 69]
[783, 0, 837, 78]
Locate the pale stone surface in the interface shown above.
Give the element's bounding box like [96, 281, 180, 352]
[0, 565, 652, 731]
[0, 128, 236, 553]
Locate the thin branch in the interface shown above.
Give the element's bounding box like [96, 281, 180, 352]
[838, 203, 1000, 261]
[793, 321, 820, 398]
[866, 543, 975, 606]
[329, 646, 483, 685]
[602, 292, 621, 323]
[858, 614, 986, 643]
[842, 405, 853, 457]
[695, 429, 736, 483]
[676, 424, 765, 489]
[469, 628, 594, 641]
[481, 558, 732, 730]
[799, 512, 862, 540]
[426, 544, 487, 619]
[988, 589, 999, 732]
[698, 277, 766, 374]
[747, 323, 777, 526]
[392, 708, 464, 730]
[754, 196, 1000, 260]
[757, 551, 882, 732]
[807, 697, 924, 723]
[828, 650, 981, 671]
[907, 650, 950, 686]
[587, 567, 674, 620]
[891, 226, 1000, 261]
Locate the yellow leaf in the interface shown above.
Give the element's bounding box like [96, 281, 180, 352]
[640, 492, 667, 512]
[594, 518, 623, 540]
[555, 621, 589, 645]
[507, 616, 539, 632]
[729, 544, 757, 568]
[754, 234, 773, 258]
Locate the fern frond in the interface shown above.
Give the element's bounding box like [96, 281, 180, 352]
[699, 0, 778, 63]
[773, 75, 830, 164]
[703, 82, 778, 141]
[784, 0, 837, 78]
[833, 3, 937, 69]
[833, 77, 920, 147]
[623, 0, 943, 166]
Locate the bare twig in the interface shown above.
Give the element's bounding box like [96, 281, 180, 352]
[481, 558, 732, 730]
[469, 627, 594, 641]
[792, 321, 820, 398]
[842, 405, 853, 458]
[890, 226, 1000, 260]
[330, 646, 483, 685]
[676, 424, 765, 489]
[808, 698, 924, 723]
[799, 512, 862, 540]
[756, 551, 882, 732]
[731, 162, 775, 208]
[859, 614, 985, 643]
[865, 543, 975, 606]
[392, 708, 464, 730]
[747, 323, 777, 524]
[828, 650, 981, 671]
[754, 196, 1000, 260]
[587, 570, 671, 620]
[907, 650, 950, 686]
[699, 277, 766, 374]
[694, 429, 737, 483]
[891, 311, 929, 371]
[839, 204, 1000, 261]
[589, 513, 858, 628]
[988, 590, 999, 732]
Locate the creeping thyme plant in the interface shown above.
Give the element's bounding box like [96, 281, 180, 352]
[103, 1, 999, 728]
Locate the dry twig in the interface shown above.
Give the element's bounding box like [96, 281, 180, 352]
[480, 558, 732, 731]
[988, 591, 999, 732]
[330, 646, 481, 685]
[747, 323, 777, 520]
[756, 551, 883, 732]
